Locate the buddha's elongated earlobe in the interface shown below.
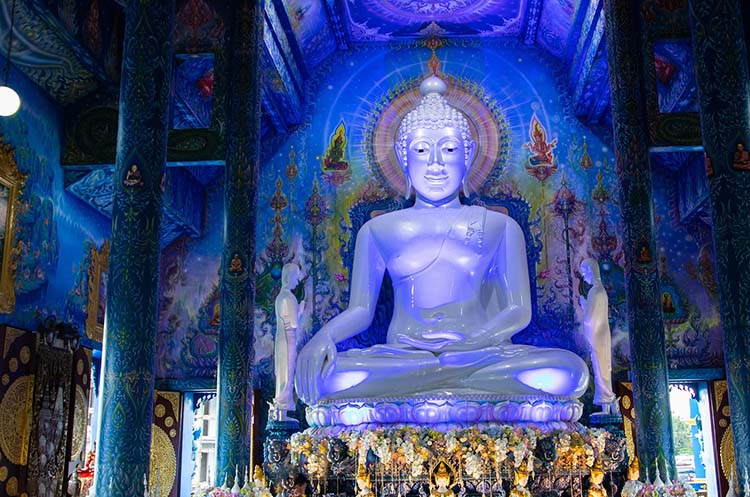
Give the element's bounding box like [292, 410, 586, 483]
[462, 174, 470, 197]
[405, 171, 413, 199]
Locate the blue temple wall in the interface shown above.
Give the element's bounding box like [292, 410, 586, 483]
[0, 59, 112, 339]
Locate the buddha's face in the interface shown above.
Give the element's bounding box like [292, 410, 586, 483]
[402, 126, 475, 204]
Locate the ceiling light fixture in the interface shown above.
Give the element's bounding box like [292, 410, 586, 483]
[0, 0, 20, 117]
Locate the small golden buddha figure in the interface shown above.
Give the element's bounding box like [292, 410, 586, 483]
[621, 457, 643, 497]
[123, 164, 144, 187]
[229, 253, 243, 273]
[355, 464, 375, 497]
[587, 460, 608, 497]
[253, 465, 268, 487]
[733, 143, 750, 170]
[430, 460, 455, 497]
[509, 460, 531, 497]
[626, 457, 640, 481]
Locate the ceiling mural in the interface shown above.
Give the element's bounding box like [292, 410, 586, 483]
[535, 0, 578, 56]
[0, 0, 105, 105]
[344, 0, 527, 40]
[281, 0, 337, 67]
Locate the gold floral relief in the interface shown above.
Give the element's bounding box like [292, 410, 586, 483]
[714, 381, 727, 411]
[3, 328, 24, 359]
[149, 426, 177, 497]
[0, 375, 34, 465]
[720, 429, 735, 480]
[158, 391, 181, 421]
[0, 137, 27, 314]
[71, 386, 88, 460]
[6, 475, 18, 496]
[86, 241, 110, 342]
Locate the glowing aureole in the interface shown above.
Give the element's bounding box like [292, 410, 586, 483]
[516, 368, 574, 395]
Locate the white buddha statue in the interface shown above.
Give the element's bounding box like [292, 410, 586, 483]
[294, 75, 589, 405]
[272, 263, 305, 421]
[580, 258, 616, 413]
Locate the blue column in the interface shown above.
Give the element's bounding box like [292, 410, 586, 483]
[215, 0, 263, 485]
[94, 1, 174, 497]
[688, 0, 750, 489]
[602, 0, 675, 480]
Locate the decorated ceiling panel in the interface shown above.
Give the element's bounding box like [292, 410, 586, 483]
[0, 0, 106, 104]
[344, 0, 528, 40]
[281, 0, 337, 67]
[535, 0, 578, 56]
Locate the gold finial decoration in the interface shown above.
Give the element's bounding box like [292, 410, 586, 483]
[627, 457, 640, 481]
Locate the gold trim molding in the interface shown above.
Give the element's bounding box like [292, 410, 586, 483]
[86, 241, 109, 342]
[0, 137, 27, 314]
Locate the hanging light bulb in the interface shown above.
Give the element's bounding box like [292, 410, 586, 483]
[0, 0, 20, 117]
[0, 86, 20, 116]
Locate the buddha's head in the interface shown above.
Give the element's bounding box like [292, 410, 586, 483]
[396, 75, 477, 203]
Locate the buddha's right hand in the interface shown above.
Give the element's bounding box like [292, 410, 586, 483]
[295, 331, 337, 404]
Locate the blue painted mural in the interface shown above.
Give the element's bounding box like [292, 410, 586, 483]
[172, 53, 215, 130]
[0, 61, 111, 339]
[653, 39, 700, 114]
[282, 0, 336, 67]
[650, 150, 722, 369]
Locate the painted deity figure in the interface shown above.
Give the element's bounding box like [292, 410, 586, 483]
[580, 258, 617, 413]
[272, 263, 305, 420]
[523, 115, 557, 165]
[294, 75, 589, 404]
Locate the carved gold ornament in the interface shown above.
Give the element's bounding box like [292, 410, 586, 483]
[0, 136, 27, 314]
[86, 241, 110, 342]
[0, 376, 34, 465]
[720, 428, 735, 480]
[71, 386, 88, 460]
[149, 426, 176, 497]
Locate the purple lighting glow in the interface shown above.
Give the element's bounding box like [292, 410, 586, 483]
[516, 368, 577, 395]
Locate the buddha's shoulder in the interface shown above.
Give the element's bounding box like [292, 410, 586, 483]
[482, 207, 521, 229]
[361, 209, 409, 231]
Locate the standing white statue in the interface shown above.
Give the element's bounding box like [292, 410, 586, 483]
[294, 74, 589, 405]
[271, 263, 305, 421]
[579, 258, 617, 413]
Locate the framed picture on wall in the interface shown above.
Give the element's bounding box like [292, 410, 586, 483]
[0, 136, 27, 313]
[86, 241, 109, 343]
